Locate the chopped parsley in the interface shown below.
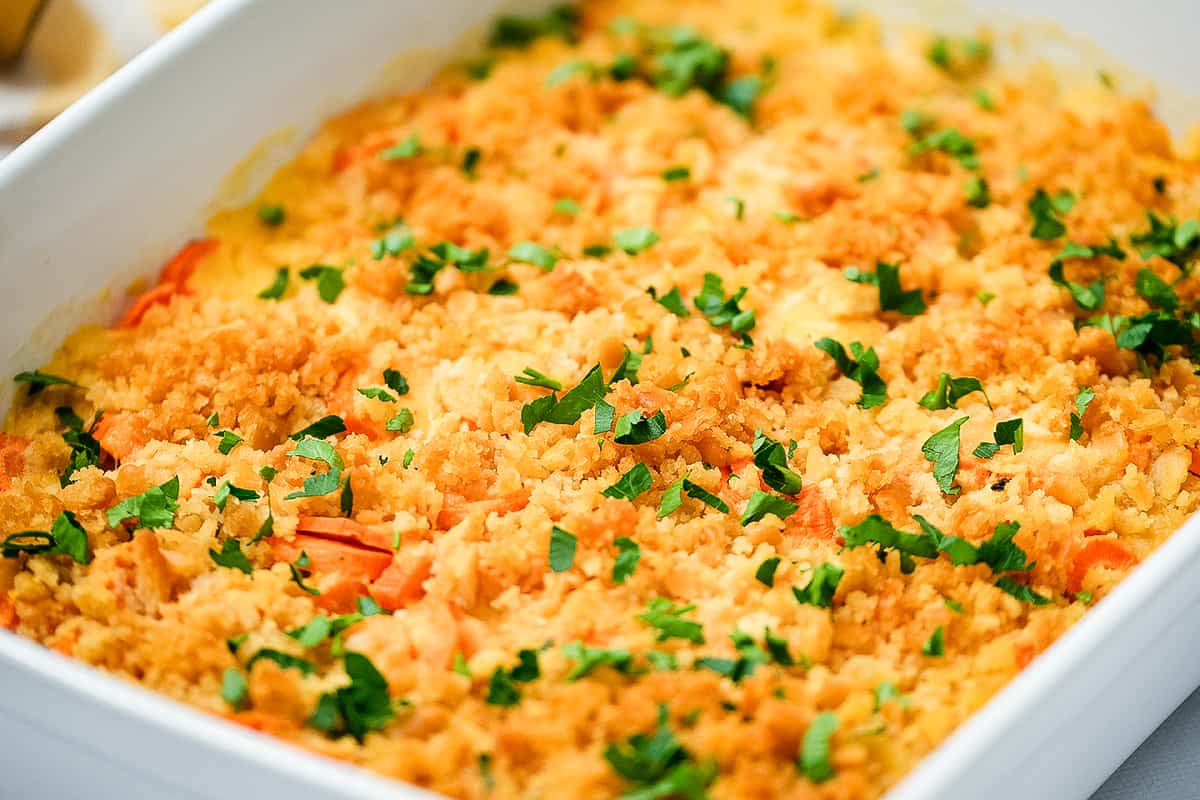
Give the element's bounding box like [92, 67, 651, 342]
[213, 480, 259, 512]
[612, 537, 641, 583]
[370, 223, 415, 259]
[257, 267, 289, 300]
[488, 278, 518, 295]
[386, 409, 415, 433]
[1, 510, 91, 564]
[922, 416, 968, 494]
[908, 127, 979, 170]
[965, 175, 990, 208]
[798, 711, 839, 784]
[515, 368, 562, 391]
[995, 576, 1051, 605]
[604, 705, 717, 800]
[751, 430, 803, 494]
[289, 415, 346, 440]
[548, 526, 577, 572]
[922, 626, 945, 656]
[379, 134, 422, 160]
[209, 538, 253, 574]
[307, 651, 394, 743]
[246, 648, 316, 676]
[284, 437, 344, 500]
[488, 4, 579, 48]
[1070, 386, 1095, 441]
[405, 242, 491, 295]
[288, 556, 321, 595]
[1048, 239, 1126, 310]
[383, 369, 409, 396]
[638, 597, 705, 643]
[563, 641, 634, 680]
[58, 408, 102, 487]
[14, 369, 79, 396]
[740, 490, 798, 526]
[520, 363, 608, 433]
[508, 241, 560, 271]
[657, 473, 730, 516]
[298, 264, 346, 303]
[613, 409, 667, 444]
[553, 197, 582, 216]
[583, 243, 612, 258]
[813, 338, 887, 408]
[973, 418, 1024, 458]
[106, 476, 180, 530]
[694, 272, 755, 344]
[919, 373, 988, 410]
[461, 147, 482, 179]
[843, 262, 926, 315]
[614, 227, 661, 255]
[971, 87, 996, 111]
[649, 286, 690, 317]
[1135, 268, 1179, 311]
[755, 556, 781, 587]
[602, 462, 653, 501]
[662, 165, 691, 182]
[257, 204, 285, 227]
[792, 562, 843, 608]
[1028, 188, 1076, 240]
[220, 668, 247, 709]
[874, 681, 908, 711]
[726, 195, 745, 220]
[357, 386, 397, 404]
[1130, 212, 1199, 271]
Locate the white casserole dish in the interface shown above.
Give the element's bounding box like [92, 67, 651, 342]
[0, 1, 1196, 797]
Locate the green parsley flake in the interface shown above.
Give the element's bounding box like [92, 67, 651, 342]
[386, 409, 415, 433]
[638, 597, 705, 643]
[919, 373, 989, 410]
[613, 409, 667, 444]
[106, 476, 180, 530]
[922, 416, 968, 494]
[792, 562, 843, 608]
[844, 261, 926, 315]
[662, 165, 691, 182]
[995, 575, 1052, 605]
[379, 134, 423, 160]
[612, 537, 641, 584]
[508, 241, 560, 271]
[965, 175, 991, 208]
[813, 338, 887, 408]
[553, 198, 582, 215]
[614, 227, 661, 255]
[973, 418, 1024, 458]
[0, 510, 91, 564]
[257, 204, 285, 227]
[563, 641, 635, 680]
[604, 705, 717, 799]
[307, 651, 394, 742]
[209, 538, 253, 574]
[257, 267, 289, 300]
[650, 286, 691, 317]
[548, 526, 577, 572]
[755, 556, 781, 587]
[1130, 212, 1199, 270]
[298, 264, 346, 303]
[220, 668, 248, 709]
[740, 490, 798, 526]
[798, 711, 839, 784]
[922, 625, 945, 656]
[488, 5, 579, 49]
[1028, 188, 1076, 240]
[515, 368, 562, 391]
[601, 462, 653, 501]
[289, 415, 346, 441]
[751, 430, 803, 494]
[14, 369, 79, 396]
[1070, 386, 1095, 441]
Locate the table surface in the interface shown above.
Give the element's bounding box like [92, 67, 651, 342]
[1092, 685, 1200, 799]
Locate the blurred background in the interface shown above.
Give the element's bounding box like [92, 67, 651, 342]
[0, 0, 205, 157]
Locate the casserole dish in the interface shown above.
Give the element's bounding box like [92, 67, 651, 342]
[0, 1, 1197, 798]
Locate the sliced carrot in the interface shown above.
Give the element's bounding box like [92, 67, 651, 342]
[437, 490, 530, 529]
[158, 238, 217, 285]
[327, 370, 384, 440]
[787, 485, 836, 541]
[0, 433, 28, 491]
[1015, 643, 1036, 670]
[1189, 447, 1200, 477]
[369, 553, 433, 611]
[224, 710, 295, 737]
[1067, 539, 1137, 595]
[92, 413, 148, 462]
[273, 532, 393, 612]
[117, 238, 216, 329]
[0, 595, 17, 631]
[295, 515, 396, 552]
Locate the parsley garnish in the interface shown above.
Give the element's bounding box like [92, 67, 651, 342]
[583, 243, 612, 258]
[508, 241, 560, 271]
[662, 165, 691, 182]
[965, 175, 990, 208]
[14, 369, 79, 396]
[289, 415, 346, 441]
[610, 346, 643, 386]
[246, 648, 316, 676]
[919, 373, 988, 410]
[614, 227, 660, 255]
[357, 387, 396, 404]
[488, 278, 518, 295]
[307, 651, 394, 742]
[549, 526, 576, 572]
[649, 286, 690, 317]
[1130, 212, 1199, 270]
[613, 409, 667, 444]
[57, 408, 102, 487]
[751, 431, 803, 494]
[922, 417, 968, 494]
[740, 490, 798, 526]
[405, 242, 491, 295]
[908, 128, 979, 170]
[288, 554, 321, 595]
[638, 597, 705, 643]
[602, 462, 653, 501]
[213, 430, 242, 455]
[213, 480, 259, 511]
[922, 626, 945, 656]
[995, 576, 1051, 605]
[257, 267, 289, 300]
[209, 538, 253, 574]
[612, 537, 640, 583]
[106, 476, 180, 530]
[1135, 268, 1179, 311]
[220, 668, 247, 709]
[298, 264, 346, 303]
[386, 409, 414, 433]
[798, 711, 838, 783]
[1028, 188, 1076, 240]
[1070, 386, 1095, 441]
[971, 87, 995, 111]
[370, 223, 415, 259]
[461, 147, 482, 179]
[813, 338, 887, 408]
[973, 418, 1024, 458]
[792, 562, 843, 608]
[1047, 239, 1125, 310]
[563, 641, 634, 680]
[1, 510, 91, 564]
[553, 198, 582, 215]
[488, 4, 579, 48]
[604, 705, 717, 798]
[694, 272, 755, 344]
[515, 368, 562, 391]
[755, 556, 780, 587]
[379, 134, 422, 161]
[284, 436, 344, 500]
[257, 204, 285, 227]
[874, 682, 908, 711]
[843, 261, 926, 315]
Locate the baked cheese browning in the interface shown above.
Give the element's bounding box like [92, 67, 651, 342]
[3, 1, 1200, 798]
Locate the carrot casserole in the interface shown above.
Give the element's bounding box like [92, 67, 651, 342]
[3, 1, 1200, 797]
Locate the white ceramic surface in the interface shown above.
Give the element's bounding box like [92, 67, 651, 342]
[0, 2, 1196, 798]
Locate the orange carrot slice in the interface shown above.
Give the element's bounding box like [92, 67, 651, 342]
[788, 485, 836, 541]
[369, 553, 433, 611]
[1068, 539, 1137, 595]
[295, 515, 396, 552]
[0, 596, 17, 631]
[1189, 447, 1200, 477]
[92, 413, 148, 462]
[117, 238, 216, 329]
[272, 534, 393, 581]
[436, 490, 529, 530]
[0, 433, 27, 491]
